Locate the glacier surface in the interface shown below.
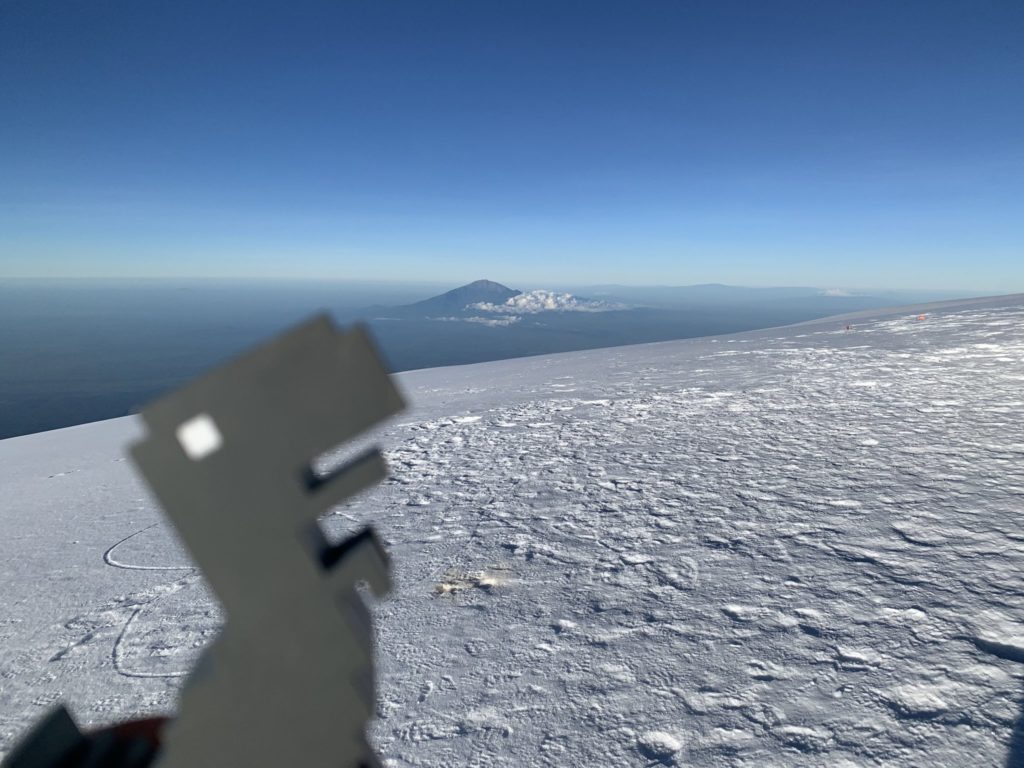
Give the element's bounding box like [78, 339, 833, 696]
[1, 295, 1022, 766]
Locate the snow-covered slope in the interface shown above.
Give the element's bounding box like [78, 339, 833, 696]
[1, 295, 1022, 766]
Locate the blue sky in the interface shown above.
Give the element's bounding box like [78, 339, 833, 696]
[1, 1, 1021, 291]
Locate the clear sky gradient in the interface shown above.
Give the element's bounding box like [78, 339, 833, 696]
[1, 1, 1021, 291]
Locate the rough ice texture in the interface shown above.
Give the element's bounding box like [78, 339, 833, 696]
[1, 296, 1023, 767]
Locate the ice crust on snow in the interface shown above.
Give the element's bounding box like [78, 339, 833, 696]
[1, 298, 1024, 766]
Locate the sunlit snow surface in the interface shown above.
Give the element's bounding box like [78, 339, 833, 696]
[1, 298, 1022, 766]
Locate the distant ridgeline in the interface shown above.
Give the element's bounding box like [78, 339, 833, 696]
[0, 278, 975, 439]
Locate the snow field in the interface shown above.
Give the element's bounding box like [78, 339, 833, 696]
[0, 300, 1022, 766]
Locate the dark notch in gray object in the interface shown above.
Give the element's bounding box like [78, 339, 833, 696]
[1, 315, 405, 768]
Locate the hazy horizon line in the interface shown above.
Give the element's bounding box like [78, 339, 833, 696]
[0, 274, 1007, 296]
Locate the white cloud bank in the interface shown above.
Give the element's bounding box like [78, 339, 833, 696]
[471, 290, 625, 315]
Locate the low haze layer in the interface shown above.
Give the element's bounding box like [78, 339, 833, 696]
[0, 278, 982, 440]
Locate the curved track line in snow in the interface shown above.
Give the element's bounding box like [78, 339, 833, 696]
[103, 523, 193, 571]
[112, 608, 190, 680]
[104, 525, 200, 679]
[110, 576, 199, 680]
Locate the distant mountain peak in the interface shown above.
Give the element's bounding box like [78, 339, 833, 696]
[464, 279, 512, 291]
[408, 280, 521, 314]
[441, 279, 520, 300]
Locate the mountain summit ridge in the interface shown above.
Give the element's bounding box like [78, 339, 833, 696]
[407, 279, 521, 314]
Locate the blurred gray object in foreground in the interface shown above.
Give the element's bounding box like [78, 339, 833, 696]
[134, 315, 405, 768]
[2, 315, 405, 768]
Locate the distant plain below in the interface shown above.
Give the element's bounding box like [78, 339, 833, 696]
[0, 277, 983, 440]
